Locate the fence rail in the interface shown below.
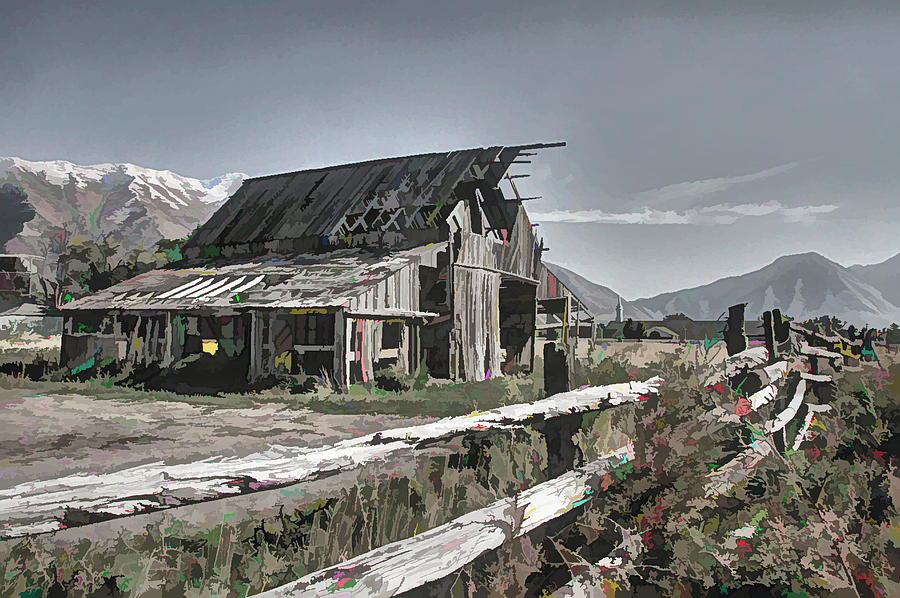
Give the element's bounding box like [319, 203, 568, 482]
[257, 445, 636, 598]
[0, 378, 662, 538]
[706, 304, 877, 497]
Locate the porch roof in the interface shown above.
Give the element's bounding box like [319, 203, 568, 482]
[61, 246, 441, 313]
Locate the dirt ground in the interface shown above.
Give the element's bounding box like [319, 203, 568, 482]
[0, 389, 433, 490]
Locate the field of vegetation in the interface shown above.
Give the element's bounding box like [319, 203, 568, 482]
[0, 338, 896, 597]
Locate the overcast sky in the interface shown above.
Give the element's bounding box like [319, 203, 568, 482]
[2, 0, 899, 298]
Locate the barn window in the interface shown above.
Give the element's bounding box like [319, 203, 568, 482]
[294, 313, 335, 345]
[382, 321, 401, 349]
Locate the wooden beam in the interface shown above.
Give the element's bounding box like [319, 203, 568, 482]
[504, 141, 567, 151]
[0, 369, 661, 537]
[257, 446, 634, 598]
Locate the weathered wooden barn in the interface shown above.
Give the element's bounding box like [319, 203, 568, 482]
[59, 143, 575, 391]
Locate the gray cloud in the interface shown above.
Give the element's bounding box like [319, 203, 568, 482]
[632, 162, 800, 207]
[530, 201, 839, 225]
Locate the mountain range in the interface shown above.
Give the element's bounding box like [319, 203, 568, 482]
[0, 157, 245, 259]
[547, 251, 900, 328]
[2, 157, 897, 327]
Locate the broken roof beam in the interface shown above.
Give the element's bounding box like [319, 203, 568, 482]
[479, 141, 566, 186]
[504, 141, 567, 152]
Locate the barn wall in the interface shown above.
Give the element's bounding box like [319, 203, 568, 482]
[264, 310, 337, 377]
[447, 200, 539, 382]
[453, 203, 539, 282]
[60, 311, 162, 374]
[347, 316, 414, 385]
[452, 266, 501, 381]
[498, 205, 541, 280]
[346, 261, 420, 313]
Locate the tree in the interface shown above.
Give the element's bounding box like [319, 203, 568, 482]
[622, 318, 646, 339]
[663, 313, 692, 321]
[57, 238, 118, 303]
[56, 237, 187, 304]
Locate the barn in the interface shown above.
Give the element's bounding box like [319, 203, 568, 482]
[59, 142, 591, 392]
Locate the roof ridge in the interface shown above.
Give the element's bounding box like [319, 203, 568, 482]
[244, 141, 565, 182]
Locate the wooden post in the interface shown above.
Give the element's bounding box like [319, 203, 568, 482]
[763, 311, 776, 364]
[567, 297, 576, 390]
[772, 309, 790, 343]
[542, 412, 583, 478]
[162, 311, 173, 367]
[128, 315, 142, 364]
[333, 310, 346, 390]
[574, 298, 580, 356]
[543, 341, 568, 397]
[345, 315, 353, 388]
[529, 294, 538, 373]
[809, 355, 820, 375]
[248, 310, 264, 383]
[724, 303, 747, 356]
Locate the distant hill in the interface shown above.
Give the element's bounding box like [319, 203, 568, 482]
[849, 252, 900, 307]
[548, 252, 900, 327]
[543, 263, 655, 321]
[0, 157, 245, 259]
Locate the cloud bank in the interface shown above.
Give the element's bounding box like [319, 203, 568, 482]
[530, 201, 839, 225]
[528, 161, 841, 225]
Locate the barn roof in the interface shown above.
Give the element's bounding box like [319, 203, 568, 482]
[184, 142, 563, 254]
[61, 245, 441, 313]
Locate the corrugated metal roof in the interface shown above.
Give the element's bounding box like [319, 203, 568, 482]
[61, 246, 439, 312]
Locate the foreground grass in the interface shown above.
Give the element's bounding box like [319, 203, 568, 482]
[469, 346, 900, 597]
[2, 343, 896, 596]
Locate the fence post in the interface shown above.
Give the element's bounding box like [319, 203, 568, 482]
[543, 341, 568, 397]
[763, 310, 776, 364]
[724, 303, 747, 356]
[772, 309, 790, 343]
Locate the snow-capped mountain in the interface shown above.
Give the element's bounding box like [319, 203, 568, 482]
[0, 157, 245, 258]
[549, 252, 900, 328]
